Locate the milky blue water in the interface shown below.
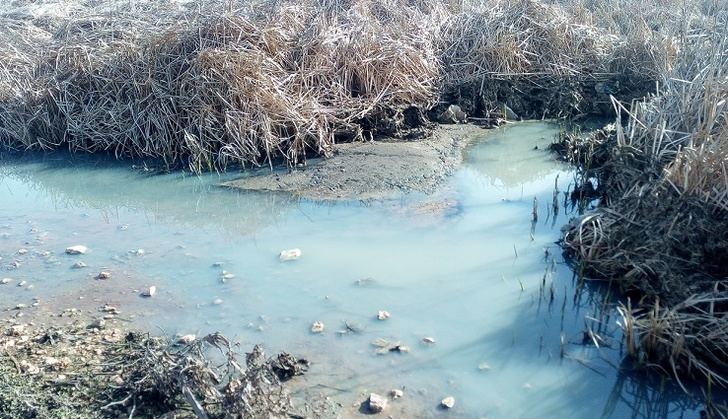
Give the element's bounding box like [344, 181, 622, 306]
[0, 122, 705, 418]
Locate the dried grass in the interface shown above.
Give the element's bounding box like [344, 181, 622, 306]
[0, 0, 684, 170]
[0, 321, 305, 418]
[1, 0, 442, 171]
[560, 23, 728, 387]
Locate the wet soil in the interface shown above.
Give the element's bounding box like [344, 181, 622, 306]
[224, 125, 485, 200]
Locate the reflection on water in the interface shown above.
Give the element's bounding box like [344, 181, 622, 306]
[0, 153, 296, 235]
[0, 122, 712, 418]
[465, 122, 563, 188]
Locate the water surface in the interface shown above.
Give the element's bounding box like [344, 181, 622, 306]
[0, 122, 704, 418]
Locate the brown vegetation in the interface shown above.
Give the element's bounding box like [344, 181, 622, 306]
[0, 0, 678, 171]
[0, 321, 305, 418]
[559, 16, 728, 395]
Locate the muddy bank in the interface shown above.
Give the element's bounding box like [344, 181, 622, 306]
[224, 125, 484, 200]
[0, 311, 311, 419]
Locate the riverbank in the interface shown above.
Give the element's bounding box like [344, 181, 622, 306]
[0, 313, 307, 418]
[555, 29, 728, 409]
[1, 0, 670, 170]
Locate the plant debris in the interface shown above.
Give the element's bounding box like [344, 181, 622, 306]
[0, 321, 306, 418]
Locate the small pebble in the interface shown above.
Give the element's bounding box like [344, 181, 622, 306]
[177, 334, 196, 344]
[368, 393, 387, 413]
[72, 261, 87, 269]
[65, 245, 88, 255]
[311, 321, 325, 334]
[377, 310, 390, 321]
[422, 337, 436, 344]
[279, 248, 302, 262]
[441, 396, 455, 409]
[390, 389, 404, 399]
[97, 271, 111, 280]
[141, 286, 157, 297]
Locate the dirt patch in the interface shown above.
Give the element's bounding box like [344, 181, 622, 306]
[223, 125, 485, 201]
[0, 312, 311, 419]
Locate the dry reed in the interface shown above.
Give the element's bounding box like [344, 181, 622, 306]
[0, 0, 680, 170]
[561, 18, 728, 387]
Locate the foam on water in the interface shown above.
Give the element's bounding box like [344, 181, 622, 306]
[0, 122, 703, 418]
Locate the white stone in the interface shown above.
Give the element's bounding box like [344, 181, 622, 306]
[20, 360, 39, 375]
[477, 362, 491, 371]
[422, 337, 436, 344]
[311, 321, 325, 333]
[368, 393, 388, 413]
[377, 310, 390, 321]
[177, 334, 196, 345]
[72, 261, 87, 269]
[17, 281, 27, 287]
[279, 248, 302, 262]
[102, 305, 118, 314]
[1, 277, 12, 284]
[17, 248, 28, 255]
[96, 271, 111, 280]
[441, 396, 455, 409]
[213, 298, 223, 305]
[65, 245, 88, 255]
[7, 325, 24, 336]
[44, 357, 60, 367]
[142, 286, 157, 297]
[390, 389, 404, 399]
[89, 319, 106, 329]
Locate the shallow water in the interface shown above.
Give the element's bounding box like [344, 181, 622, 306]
[0, 122, 705, 418]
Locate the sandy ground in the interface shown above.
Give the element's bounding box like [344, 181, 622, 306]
[224, 125, 487, 200]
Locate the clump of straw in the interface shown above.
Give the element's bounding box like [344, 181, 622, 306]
[560, 17, 728, 386]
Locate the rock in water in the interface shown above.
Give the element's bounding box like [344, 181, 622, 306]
[72, 261, 87, 269]
[478, 362, 491, 371]
[310, 321, 324, 334]
[1, 278, 12, 284]
[368, 393, 388, 413]
[142, 286, 157, 297]
[279, 248, 302, 262]
[65, 245, 88, 255]
[96, 271, 111, 280]
[176, 334, 196, 345]
[441, 396, 455, 409]
[496, 102, 519, 120]
[390, 389, 404, 399]
[377, 310, 390, 320]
